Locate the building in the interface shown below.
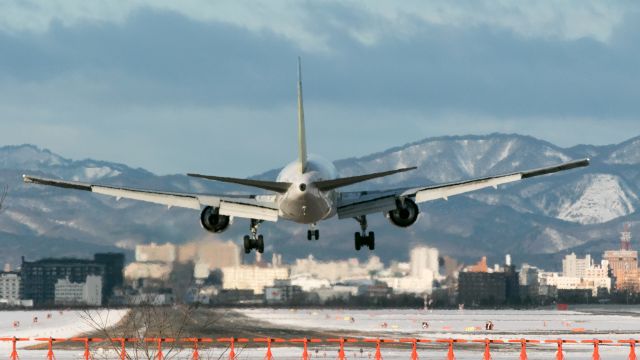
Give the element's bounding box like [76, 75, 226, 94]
[601, 225, 640, 292]
[291, 255, 383, 282]
[519, 264, 543, 299]
[221, 265, 289, 294]
[540, 269, 611, 297]
[54, 275, 102, 306]
[458, 255, 520, 306]
[180, 240, 241, 270]
[20, 256, 107, 306]
[377, 246, 439, 294]
[264, 279, 303, 304]
[458, 271, 508, 306]
[135, 243, 177, 263]
[562, 253, 593, 277]
[289, 274, 331, 292]
[0, 272, 21, 303]
[94, 253, 124, 304]
[124, 262, 173, 281]
[465, 256, 488, 273]
[410, 246, 439, 278]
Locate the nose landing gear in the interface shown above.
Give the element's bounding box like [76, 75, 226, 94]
[354, 215, 375, 251]
[243, 219, 265, 254]
[307, 224, 320, 241]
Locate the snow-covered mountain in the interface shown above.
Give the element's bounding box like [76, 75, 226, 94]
[1, 134, 639, 269]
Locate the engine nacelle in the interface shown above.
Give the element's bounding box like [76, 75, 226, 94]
[387, 198, 420, 228]
[200, 206, 231, 233]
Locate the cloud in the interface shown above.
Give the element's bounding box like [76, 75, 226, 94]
[0, 2, 638, 175]
[0, 1, 633, 50]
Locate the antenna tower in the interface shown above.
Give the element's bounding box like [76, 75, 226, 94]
[621, 224, 632, 251]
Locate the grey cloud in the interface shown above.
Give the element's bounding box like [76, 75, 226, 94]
[0, 4, 639, 175]
[1, 7, 639, 118]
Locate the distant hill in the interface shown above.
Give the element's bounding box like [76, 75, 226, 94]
[1, 134, 639, 270]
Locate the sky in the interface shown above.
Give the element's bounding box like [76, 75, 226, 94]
[0, 1, 639, 176]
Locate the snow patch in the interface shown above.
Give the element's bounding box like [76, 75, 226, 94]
[557, 174, 637, 224]
[607, 139, 640, 165]
[71, 166, 122, 181]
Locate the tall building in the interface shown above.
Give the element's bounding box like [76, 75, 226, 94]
[603, 226, 640, 292]
[562, 253, 592, 277]
[410, 246, 439, 278]
[519, 264, 541, 298]
[0, 272, 21, 303]
[94, 253, 124, 304]
[20, 256, 110, 306]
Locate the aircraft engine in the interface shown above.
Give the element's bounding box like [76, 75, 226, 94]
[387, 198, 419, 227]
[200, 206, 231, 233]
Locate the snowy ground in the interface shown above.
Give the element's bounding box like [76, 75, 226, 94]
[1, 307, 639, 359]
[0, 309, 128, 350]
[235, 307, 640, 359]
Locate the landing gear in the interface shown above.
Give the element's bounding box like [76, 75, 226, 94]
[354, 216, 375, 251]
[307, 225, 320, 241]
[243, 219, 265, 254]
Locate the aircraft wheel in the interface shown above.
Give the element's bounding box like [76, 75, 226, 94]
[257, 235, 265, 254]
[314, 229, 320, 240]
[368, 232, 375, 250]
[354, 232, 362, 251]
[307, 230, 313, 241]
[243, 235, 251, 254]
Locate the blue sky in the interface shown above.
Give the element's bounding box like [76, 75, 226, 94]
[0, 1, 639, 176]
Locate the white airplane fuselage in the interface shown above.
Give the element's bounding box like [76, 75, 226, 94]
[275, 155, 338, 224]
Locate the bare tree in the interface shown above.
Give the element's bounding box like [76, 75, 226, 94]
[81, 304, 231, 360]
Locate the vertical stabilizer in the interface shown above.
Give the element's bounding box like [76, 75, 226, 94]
[297, 57, 308, 173]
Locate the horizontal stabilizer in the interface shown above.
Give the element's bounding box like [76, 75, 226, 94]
[313, 167, 417, 192]
[187, 173, 292, 193]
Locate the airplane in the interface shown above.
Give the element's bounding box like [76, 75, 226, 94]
[23, 58, 590, 254]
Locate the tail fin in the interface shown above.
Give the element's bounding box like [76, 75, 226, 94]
[297, 57, 308, 173]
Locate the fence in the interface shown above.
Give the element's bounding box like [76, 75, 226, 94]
[0, 336, 639, 360]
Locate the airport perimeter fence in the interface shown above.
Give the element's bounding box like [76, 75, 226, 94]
[1, 336, 639, 360]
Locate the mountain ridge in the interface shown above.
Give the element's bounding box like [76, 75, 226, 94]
[1, 133, 639, 270]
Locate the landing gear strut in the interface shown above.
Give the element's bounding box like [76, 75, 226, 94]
[354, 215, 375, 251]
[243, 219, 264, 254]
[307, 224, 320, 241]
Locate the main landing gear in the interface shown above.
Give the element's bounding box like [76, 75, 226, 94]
[354, 215, 375, 251]
[243, 219, 264, 254]
[307, 224, 320, 241]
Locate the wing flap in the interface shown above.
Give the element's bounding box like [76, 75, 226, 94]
[93, 186, 201, 209]
[337, 195, 397, 219]
[219, 201, 279, 222]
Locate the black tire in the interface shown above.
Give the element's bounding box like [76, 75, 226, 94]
[307, 230, 312, 241]
[354, 232, 361, 251]
[257, 235, 265, 253]
[243, 235, 251, 254]
[314, 229, 320, 240]
[369, 232, 375, 250]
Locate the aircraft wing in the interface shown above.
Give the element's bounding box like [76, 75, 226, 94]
[336, 158, 590, 219]
[22, 175, 279, 222]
